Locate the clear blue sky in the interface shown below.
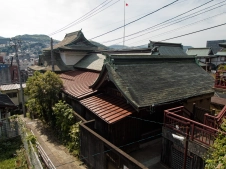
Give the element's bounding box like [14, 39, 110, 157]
[1, 0, 226, 47]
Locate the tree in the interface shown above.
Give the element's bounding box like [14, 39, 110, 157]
[25, 71, 63, 124]
[53, 100, 75, 140]
[53, 100, 80, 156]
[205, 119, 226, 169]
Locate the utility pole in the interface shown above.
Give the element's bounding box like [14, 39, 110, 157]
[123, 0, 125, 47]
[50, 38, 54, 72]
[10, 38, 26, 117]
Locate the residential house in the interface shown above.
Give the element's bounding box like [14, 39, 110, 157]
[148, 41, 187, 56]
[161, 94, 226, 168]
[0, 84, 27, 106]
[0, 63, 19, 85]
[75, 53, 214, 168]
[186, 48, 216, 71]
[214, 43, 226, 89]
[206, 40, 226, 54]
[57, 38, 214, 168]
[215, 43, 226, 65]
[30, 30, 97, 73]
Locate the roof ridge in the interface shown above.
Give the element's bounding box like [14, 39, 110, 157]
[65, 30, 81, 38]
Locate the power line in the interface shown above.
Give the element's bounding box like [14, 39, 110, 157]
[161, 22, 226, 42]
[89, 0, 180, 40]
[125, 12, 226, 46]
[112, 2, 226, 46]
[71, 0, 120, 29]
[84, 0, 188, 34]
[102, 0, 219, 43]
[48, 0, 116, 36]
[48, 0, 112, 36]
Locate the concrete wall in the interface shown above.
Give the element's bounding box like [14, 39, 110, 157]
[60, 51, 87, 66]
[161, 127, 206, 169]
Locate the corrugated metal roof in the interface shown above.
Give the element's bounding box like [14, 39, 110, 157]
[60, 70, 99, 99]
[80, 94, 133, 124]
[74, 53, 106, 71]
[186, 48, 213, 57]
[0, 83, 26, 91]
[0, 94, 16, 107]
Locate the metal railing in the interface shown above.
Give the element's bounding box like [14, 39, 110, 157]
[204, 105, 226, 129]
[164, 108, 218, 147]
[36, 142, 56, 169]
[25, 121, 56, 169]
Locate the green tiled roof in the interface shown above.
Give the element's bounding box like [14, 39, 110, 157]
[186, 48, 214, 57]
[92, 55, 214, 109]
[148, 41, 187, 56]
[43, 30, 97, 51]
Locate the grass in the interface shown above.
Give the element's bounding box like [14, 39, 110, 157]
[0, 136, 27, 169]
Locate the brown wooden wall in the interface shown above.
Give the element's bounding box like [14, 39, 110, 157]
[80, 120, 148, 169]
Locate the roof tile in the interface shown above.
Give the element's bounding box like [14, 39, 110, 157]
[80, 94, 133, 124]
[0, 84, 26, 91]
[60, 70, 99, 99]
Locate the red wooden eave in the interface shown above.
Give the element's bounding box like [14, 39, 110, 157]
[80, 94, 134, 124]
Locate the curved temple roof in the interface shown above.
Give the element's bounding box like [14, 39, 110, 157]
[43, 30, 97, 51]
[91, 54, 214, 109]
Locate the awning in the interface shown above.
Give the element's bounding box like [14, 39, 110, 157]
[80, 94, 133, 124]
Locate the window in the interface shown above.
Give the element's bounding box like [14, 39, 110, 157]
[7, 92, 17, 98]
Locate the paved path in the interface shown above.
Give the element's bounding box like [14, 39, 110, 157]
[20, 116, 86, 169]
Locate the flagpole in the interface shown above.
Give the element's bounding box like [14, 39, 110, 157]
[123, 0, 125, 47]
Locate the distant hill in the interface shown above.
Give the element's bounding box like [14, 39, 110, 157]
[130, 44, 148, 49]
[108, 45, 130, 50]
[108, 44, 149, 50]
[0, 34, 59, 57]
[14, 34, 59, 43]
[90, 40, 109, 50]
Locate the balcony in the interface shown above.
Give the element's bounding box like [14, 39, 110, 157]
[164, 106, 222, 147]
